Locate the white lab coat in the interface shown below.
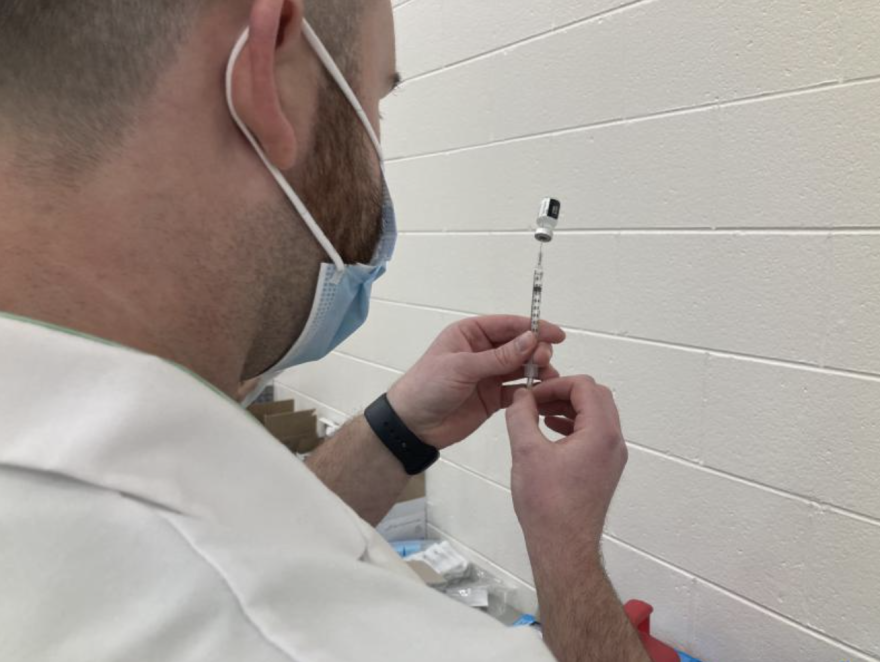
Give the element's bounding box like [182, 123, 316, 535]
[0, 314, 553, 662]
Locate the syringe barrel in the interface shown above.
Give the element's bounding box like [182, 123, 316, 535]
[529, 267, 544, 332]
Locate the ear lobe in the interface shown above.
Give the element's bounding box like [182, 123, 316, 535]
[233, 0, 304, 170]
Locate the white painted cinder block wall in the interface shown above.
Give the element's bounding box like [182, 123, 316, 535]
[278, 1, 880, 660]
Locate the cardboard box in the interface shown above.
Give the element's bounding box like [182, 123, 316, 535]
[247, 399, 321, 454]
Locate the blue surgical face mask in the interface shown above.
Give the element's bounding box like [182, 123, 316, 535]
[226, 24, 396, 404]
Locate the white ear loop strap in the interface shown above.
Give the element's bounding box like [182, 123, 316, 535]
[301, 21, 384, 162]
[226, 26, 356, 273]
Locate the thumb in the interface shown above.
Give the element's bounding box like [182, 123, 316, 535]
[461, 331, 537, 380]
[505, 388, 546, 459]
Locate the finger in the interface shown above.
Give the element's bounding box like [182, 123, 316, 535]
[537, 400, 577, 419]
[498, 372, 561, 409]
[456, 330, 539, 381]
[597, 385, 623, 433]
[530, 375, 592, 403]
[497, 363, 560, 385]
[544, 416, 575, 436]
[505, 389, 550, 459]
[538, 365, 561, 381]
[502, 383, 560, 409]
[459, 316, 566, 349]
[500, 385, 525, 408]
[532, 342, 553, 368]
[534, 320, 566, 344]
[535, 375, 598, 402]
[530, 375, 605, 430]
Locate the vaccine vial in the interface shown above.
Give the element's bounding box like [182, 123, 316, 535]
[534, 198, 562, 242]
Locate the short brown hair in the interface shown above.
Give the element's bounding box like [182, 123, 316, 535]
[0, 0, 362, 168]
[0, 0, 208, 165]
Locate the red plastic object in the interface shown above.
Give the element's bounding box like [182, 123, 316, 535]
[624, 600, 680, 662]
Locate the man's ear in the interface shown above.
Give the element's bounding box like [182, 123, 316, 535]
[231, 0, 304, 170]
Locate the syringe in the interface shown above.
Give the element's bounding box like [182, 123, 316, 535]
[524, 246, 545, 389]
[524, 198, 561, 389]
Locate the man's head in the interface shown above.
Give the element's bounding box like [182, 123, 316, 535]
[0, 0, 399, 394]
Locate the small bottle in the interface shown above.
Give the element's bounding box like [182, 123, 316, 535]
[534, 198, 562, 242]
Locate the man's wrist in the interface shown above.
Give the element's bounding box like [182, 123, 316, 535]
[385, 387, 441, 449]
[524, 529, 604, 573]
[364, 394, 440, 475]
[306, 415, 411, 526]
[354, 415, 409, 479]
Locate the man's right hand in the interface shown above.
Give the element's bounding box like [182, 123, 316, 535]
[505, 376, 649, 662]
[505, 375, 627, 555]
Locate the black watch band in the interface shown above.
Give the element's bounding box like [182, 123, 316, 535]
[364, 394, 439, 476]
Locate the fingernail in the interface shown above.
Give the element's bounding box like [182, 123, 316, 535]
[515, 331, 534, 353]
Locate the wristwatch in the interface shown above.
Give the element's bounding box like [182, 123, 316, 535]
[364, 393, 440, 475]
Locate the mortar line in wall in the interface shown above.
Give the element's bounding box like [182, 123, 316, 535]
[330, 350, 405, 375]
[396, 228, 880, 236]
[845, 71, 880, 87]
[386, 75, 880, 165]
[281, 385, 880, 531]
[822, 505, 880, 529]
[371, 298, 880, 384]
[285, 383, 880, 653]
[440, 437, 880, 532]
[317, 348, 880, 524]
[603, 535, 880, 662]
[395, 0, 653, 87]
[602, 533, 697, 580]
[279, 395, 880, 657]
[437, 457, 511, 493]
[391, 0, 419, 11]
[279, 382, 880, 656]
[386, 104, 705, 165]
[625, 442, 880, 529]
[436, 458, 880, 659]
[437, 458, 880, 659]
[434, 523, 878, 661]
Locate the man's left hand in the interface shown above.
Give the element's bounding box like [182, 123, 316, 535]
[387, 315, 566, 449]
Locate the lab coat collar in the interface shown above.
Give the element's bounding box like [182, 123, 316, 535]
[0, 313, 368, 554]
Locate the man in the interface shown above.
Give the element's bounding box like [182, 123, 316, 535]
[0, 1, 650, 660]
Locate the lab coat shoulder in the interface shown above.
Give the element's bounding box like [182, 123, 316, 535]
[164, 511, 556, 662]
[0, 315, 555, 661]
[0, 466, 553, 662]
[0, 467, 292, 662]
